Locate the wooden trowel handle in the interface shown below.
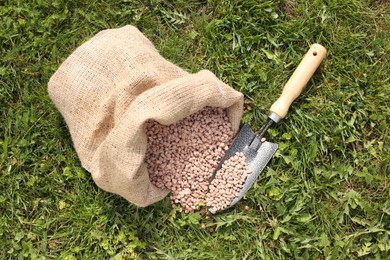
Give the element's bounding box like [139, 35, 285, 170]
[269, 44, 327, 122]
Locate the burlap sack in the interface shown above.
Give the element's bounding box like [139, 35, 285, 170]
[48, 25, 244, 206]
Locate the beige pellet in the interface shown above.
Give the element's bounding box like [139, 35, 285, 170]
[145, 107, 234, 213]
[206, 152, 252, 214]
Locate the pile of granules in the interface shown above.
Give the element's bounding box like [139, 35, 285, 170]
[144, 107, 234, 213]
[206, 152, 252, 214]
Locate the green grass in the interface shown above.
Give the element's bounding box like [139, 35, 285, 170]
[1, 0, 389, 258]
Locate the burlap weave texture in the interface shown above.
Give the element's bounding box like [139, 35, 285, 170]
[48, 25, 243, 206]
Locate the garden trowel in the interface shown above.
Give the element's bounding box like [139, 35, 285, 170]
[209, 44, 327, 212]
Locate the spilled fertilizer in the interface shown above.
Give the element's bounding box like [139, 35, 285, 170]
[145, 107, 251, 213]
[206, 152, 252, 214]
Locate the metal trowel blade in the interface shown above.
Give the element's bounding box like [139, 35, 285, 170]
[209, 123, 278, 211]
